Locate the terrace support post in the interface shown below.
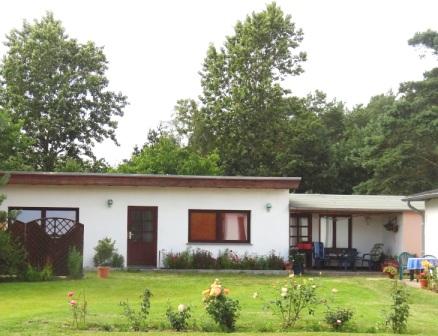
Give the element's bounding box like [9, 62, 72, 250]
[407, 201, 425, 257]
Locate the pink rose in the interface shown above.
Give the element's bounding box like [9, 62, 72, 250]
[69, 300, 77, 306]
[67, 291, 74, 297]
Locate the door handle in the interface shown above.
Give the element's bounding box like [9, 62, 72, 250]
[128, 231, 133, 240]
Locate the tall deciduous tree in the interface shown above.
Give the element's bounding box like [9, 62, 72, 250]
[0, 13, 127, 171]
[174, 3, 306, 175]
[0, 109, 29, 170]
[117, 128, 222, 176]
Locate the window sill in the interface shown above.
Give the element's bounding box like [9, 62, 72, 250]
[186, 242, 253, 246]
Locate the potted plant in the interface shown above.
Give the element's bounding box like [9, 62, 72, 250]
[382, 265, 398, 279]
[289, 247, 305, 275]
[93, 237, 124, 278]
[418, 272, 429, 288]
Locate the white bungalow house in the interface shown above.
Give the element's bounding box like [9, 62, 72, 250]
[0, 172, 424, 272]
[403, 189, 438, 258]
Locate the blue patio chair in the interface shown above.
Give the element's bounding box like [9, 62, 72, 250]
[398, 252, 416, 280]
[312, 242, 328, 269]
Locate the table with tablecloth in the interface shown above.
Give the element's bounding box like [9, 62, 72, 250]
[407, 257, 438, 270]
[407, 257, 438, 281]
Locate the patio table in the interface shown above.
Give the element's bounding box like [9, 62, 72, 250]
[407, 257, 438, 281]
[407, 257, 438, 270]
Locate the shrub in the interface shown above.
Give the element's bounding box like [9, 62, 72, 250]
[120, 288, 152, 331]
[192, 249, 215, 269]
[255, 255, 268, 270]
[67, 246, 83, 279]
[216, 249, 239, 269]
[386, 281, 409, 334]
[163, 250, 192, 269]
[166, 304, 191, 331]
[111, 253, 124, 268]
[240, 254, 257, 270]
[23, 263, 53, 281]
[93, 237, 124, 267]
[0, 230, 26, 276]
[323, 286, 354, 331]
[267, 274, 318, 328]
[325, 307, 354, 330]
[265, 251, 285, 270]
[162, 249, 285, 270]
[202, 279, 240, 331]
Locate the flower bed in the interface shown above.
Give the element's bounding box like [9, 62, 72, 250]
[163, 248, 285, 270]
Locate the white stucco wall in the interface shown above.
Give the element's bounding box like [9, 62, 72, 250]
[308, 213, 412, 257]
[425, 198, 438, 257]
[0, 185, 290, 267]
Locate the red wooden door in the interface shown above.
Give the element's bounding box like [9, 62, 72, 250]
[127, 206, 157, 267]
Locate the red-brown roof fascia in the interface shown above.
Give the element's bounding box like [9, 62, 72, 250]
[2, 172, 301, 190]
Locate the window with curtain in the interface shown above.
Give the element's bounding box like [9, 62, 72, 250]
[319, 215, 351, 248]
[188, 210, 250, 243]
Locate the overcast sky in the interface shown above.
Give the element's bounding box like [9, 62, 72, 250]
[1, 0, 437, 166]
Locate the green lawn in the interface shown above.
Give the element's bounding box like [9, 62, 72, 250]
[1, 271, 437, 335]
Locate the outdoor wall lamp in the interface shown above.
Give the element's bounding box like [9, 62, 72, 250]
[265, 203, 272, 212]
[107, 199, 113, 208]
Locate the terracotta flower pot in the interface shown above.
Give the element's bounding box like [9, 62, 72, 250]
[419, 279, 428, 288]
[97, 266, 110, 278]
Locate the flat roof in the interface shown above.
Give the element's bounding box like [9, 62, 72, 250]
[403, 188, 438, 202]
[290, 193, 424, 212]
[1, 171, 301, 190]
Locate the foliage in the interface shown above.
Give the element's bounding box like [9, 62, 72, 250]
[382, 266, 398, 276]
[216, 249, 240, 269]
[265, 251, 286, 270]
[267, 274, 318, 328]
[120, 288, 152, 331]
[23, 263, 53, 282]
[0, 12, 127, 171]
[166, 304, 191, 331]
[0, 109, 29, 170]
[93, 237, 124, 267]
[54, 158, 109, 173]
[67, 290, 87, 329]
[289, 247, 305, 265]
[352, 31, 438, 195]
[163, 248, 285, 270]
[191, 249, 215, 269]
[385, 281, 410, 334]
[117, 133, 222, 176]
[202, 279, 240, 331]
[111, 253, 125, 268]
[323, 286, 354, 331]
[174, 3, 306, 176]
[0, 230, 26, 276]
[408, 29, 438, 56]
[163, 250, 193, 269]
[324, 307, 354, 331]
[67, 246, 83, 279]
[0, 176, 27, 277]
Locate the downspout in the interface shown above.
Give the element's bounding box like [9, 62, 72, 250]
[406, 200, 425, 257]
